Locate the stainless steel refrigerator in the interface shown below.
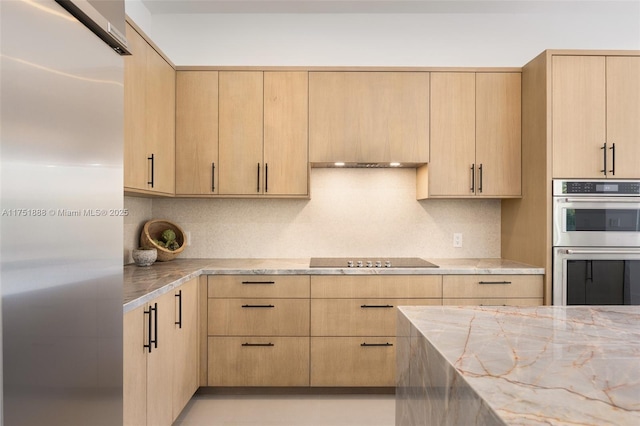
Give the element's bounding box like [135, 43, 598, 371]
[1, 0, 127, 424]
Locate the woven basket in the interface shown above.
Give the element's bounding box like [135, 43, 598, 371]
[140, 219, 186, 262]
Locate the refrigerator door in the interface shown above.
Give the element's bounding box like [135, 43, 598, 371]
[1, 0, 124, 424]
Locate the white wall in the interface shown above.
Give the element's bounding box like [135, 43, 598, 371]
[126, 2, 640, 67]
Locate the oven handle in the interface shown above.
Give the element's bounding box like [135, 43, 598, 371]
[560, 197, 640, 203]
[562, 248, 640, 255]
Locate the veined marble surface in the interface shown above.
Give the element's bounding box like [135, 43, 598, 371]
[396, 305, 640, 426]
[123, 258, 544, 312]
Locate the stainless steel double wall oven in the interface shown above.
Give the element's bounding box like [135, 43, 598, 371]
[553, 180, 640, 305]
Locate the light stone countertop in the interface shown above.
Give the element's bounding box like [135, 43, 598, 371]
[123, 258, 544, 313]
[397, 305, 640, 425]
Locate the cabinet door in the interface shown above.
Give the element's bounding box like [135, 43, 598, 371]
[607, 56, 640, 178]
[442, 275, 543, 299]
[310, 337, 396, 387]
[552, 56, 606, 178]
[123, 306, 147, 426]
[176, 71, 219, 195]
[429, 72, 476, 196]
[146, 291, 174, 426]
[124, 23, 148, 191]
[264, 71, 309, 196]
[476, 73, 522, 197]
[219, 71, 264, 195]
[172, 279, 199, 422]
[309, 72, 429, 164]
[208, 337, 310, 386]
[145, 47, 175, 195]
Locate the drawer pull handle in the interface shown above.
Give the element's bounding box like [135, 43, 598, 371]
[478, 281, 512, 285]
[361, 342, 393, 347]
[241, 304, 275, 308]
[360, 304, 394, 308]
[241, 281, 276, 285]
[242, 342, 274, 347]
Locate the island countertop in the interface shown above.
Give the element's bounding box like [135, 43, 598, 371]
[123, 258, 544, 312]
[396, 305, 640, 425]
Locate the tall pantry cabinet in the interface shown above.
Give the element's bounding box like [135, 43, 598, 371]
[501, 50, 640, 305]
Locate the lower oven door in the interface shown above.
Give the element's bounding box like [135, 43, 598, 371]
[553, 247, 640, 305]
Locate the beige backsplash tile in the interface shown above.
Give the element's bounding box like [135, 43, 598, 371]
[123, 196, 153, 264]
[124, 169, 500, 261]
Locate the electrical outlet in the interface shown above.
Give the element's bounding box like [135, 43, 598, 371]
[185, 231, 191, 246]
[453, 233, 463, 248]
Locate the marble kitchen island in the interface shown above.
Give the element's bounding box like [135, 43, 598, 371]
[396, 305, 640, 425]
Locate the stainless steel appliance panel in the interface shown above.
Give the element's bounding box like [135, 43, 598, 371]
[553, 248, 640, 306]
[553, 197, 640, 247]
[1, 0, 124, 424]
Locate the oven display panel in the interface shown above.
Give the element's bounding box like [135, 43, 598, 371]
[564, 181, 640, 195]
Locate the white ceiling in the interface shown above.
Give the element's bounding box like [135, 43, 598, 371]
[139, 0, 639, 15]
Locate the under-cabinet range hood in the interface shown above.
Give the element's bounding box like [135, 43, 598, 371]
[311, 162, 426, 168]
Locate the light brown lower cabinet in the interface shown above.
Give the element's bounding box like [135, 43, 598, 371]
[442, 275, 543, 300]
[172, 278, 199, 422]
[309, 275, 442, 387]
[208, 336, 310, 386]
[310, 337, 396, 387]
[123, 278, 198, 426]
[202, 273, 543, 388]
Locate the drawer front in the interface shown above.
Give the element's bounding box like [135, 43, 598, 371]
[311, 298, 440, 336]
[311, 275, 442, 298]
[208, 337, 309, 386]
[442, 275, 543, 299]
[443, 298, 544, 306]
[310, 337, 396, 387]
[208, 298, 309, 336]
[208, 275, 310, 298]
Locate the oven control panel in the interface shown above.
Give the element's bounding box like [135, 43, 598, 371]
[554, 180, 640, 196]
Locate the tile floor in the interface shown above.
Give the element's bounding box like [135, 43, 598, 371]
[173, 393, 396, 426]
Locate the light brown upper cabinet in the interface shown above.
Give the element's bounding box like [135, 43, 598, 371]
[263, 71, 309, 196]
[427, 72, 521, 198]
[218, 71, 309, 196]
[553, 55, 640, 178]
[309, 72, 430, 165]
[124, 23, 175, 196]
[175, 71, 219, 195]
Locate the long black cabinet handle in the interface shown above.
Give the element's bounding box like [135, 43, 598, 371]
[241, 281, 275, 285]
[360, 304, 394, 308]
[241, 304, 275, 308]
[147, 154, 155, 188]
[242, 342, 274, 347]
[257, 163, 261, 192]
[144, 305, 153, 353]
[265, 163, 269, 193]
[175, 290, 182, 329]
[470, 164, 475, 192]
[152, 303, 158, 349]
[478, 281, 512, 285]
[143, 303, 158, 352]
[601, 143, 607, 176]
[361, 342, 393, 347]
[478, 163, 483, 193]
[211, 162, 216, 192]
[609, 143, 616, 175]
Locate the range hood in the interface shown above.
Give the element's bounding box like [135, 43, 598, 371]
[311, 162, 427, 168]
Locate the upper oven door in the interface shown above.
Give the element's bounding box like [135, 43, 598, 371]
[553, 196, 640, 247]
